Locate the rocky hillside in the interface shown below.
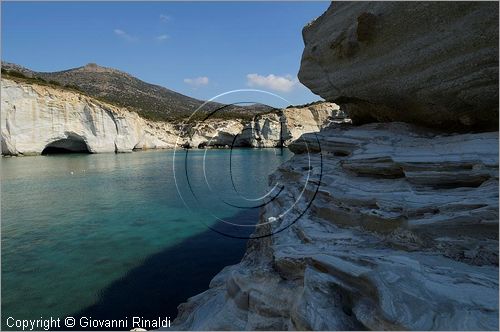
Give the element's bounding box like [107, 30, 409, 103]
[1, 62, 274, 121]
[0, 78, 344, 156]
[171, 2, 499, 330]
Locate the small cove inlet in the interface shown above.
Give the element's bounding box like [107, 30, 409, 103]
[0, 148, 292, 330]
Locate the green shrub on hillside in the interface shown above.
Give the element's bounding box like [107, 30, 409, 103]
[4, 70, 27, 78]
[64, 84, 82, 92]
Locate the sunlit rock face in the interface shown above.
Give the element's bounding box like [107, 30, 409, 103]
[0, 79, 179, 155]
[298, 1, 499, 131]
[247, 102, 349, 148]
[1, 79, 342, 155]
[184, 102, 346, 149]
[183, 120, 246, 149]
[171, 123, 499, 331]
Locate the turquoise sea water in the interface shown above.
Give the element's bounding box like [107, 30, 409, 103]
[1, 148, 291, 329]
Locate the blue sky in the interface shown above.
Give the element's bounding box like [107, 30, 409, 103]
[2, 1, 329, 107]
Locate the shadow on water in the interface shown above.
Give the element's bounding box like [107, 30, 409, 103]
[65, 210, 257, 331]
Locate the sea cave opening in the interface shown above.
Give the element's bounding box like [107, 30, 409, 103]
[41, 136, 91, 155]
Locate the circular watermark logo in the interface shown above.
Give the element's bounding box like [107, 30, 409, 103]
[172, 89, 322, 239]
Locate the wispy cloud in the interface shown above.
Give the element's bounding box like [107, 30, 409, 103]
[156, 34, 169, 42]
[113, 29, 137, 42]
[160, 14, 171, 22]
[184, 76, 209, 87]
[246, 73, 298, 93]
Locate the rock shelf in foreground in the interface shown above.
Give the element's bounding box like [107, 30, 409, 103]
[171, 123, 499, 330]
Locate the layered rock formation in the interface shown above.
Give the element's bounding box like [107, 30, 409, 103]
[218, 102, 347, 149]
[172, 123, 499, 331]
[248, 102, 347, 148]
[298, 2, 499, 131]
[1, 79, 341, 155]
[171, 2, 499, 331]
[1, 78, 178, 155]
[177, 102, 348, 149]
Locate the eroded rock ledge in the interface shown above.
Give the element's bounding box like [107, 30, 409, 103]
[298, 2, 499, 131]
[1, 78, 345, 156]
[171, 123, 498, 330]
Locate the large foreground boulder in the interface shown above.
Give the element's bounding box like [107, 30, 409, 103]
[298, 2, 499, 131]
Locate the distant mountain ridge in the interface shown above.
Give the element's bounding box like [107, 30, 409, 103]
[1, 62, 275, 121]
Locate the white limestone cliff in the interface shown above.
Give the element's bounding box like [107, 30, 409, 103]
[246, 103, 348, 148]
[0, 78, 178, 155]
[0, 78, 341, 156]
